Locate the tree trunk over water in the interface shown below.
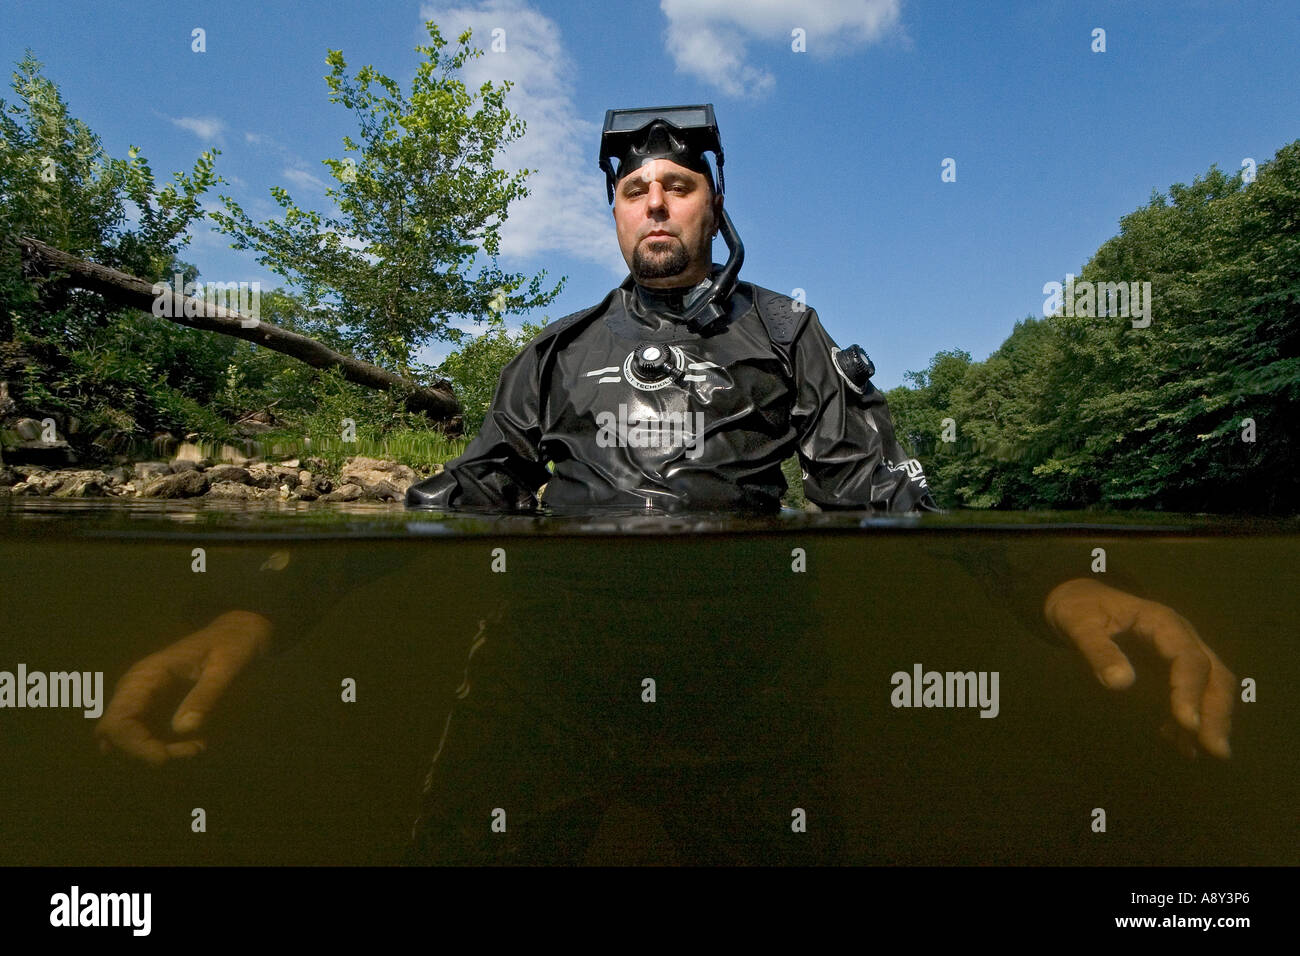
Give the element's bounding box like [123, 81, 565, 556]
[18, 236, 462, 431]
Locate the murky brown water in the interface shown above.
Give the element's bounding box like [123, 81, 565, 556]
[1, 499, 1295, 864]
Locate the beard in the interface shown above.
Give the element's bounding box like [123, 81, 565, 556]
[632, 237, 692, 281]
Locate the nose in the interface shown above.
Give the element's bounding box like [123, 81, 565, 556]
[646, 181, 667, 214]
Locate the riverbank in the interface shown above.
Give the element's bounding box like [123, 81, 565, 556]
[0, 446, 435, 503]
[0, 414, 810, 508]
[0, 399, 452, 504]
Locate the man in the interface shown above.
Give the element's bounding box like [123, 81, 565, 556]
[396, 106, 1236, 860]
[96, 106, 1235, 863]
[400, 103, 1233, 758]
[405, 104, 935, 514]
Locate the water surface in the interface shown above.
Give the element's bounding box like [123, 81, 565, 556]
[1, 499, 1294, 864]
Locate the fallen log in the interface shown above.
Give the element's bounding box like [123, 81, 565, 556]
[18, 236, 462, 431]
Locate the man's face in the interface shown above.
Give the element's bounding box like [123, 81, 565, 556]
[613, 158, 721, 288]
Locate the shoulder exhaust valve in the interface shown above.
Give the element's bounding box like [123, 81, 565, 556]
[832, 345, 876, 394]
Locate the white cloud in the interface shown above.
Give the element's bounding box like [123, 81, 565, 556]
[282, 167, 329, 193]
[242, 131, 296, 159]
[169, 115, 227, 143]
[421, 0, 625, 275]
[660, 0, 903, 96]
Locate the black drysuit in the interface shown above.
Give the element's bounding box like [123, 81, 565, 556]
[395, 271, 944, 863]
[215, 272, 1108, 863]
[405, 269, 939, 514]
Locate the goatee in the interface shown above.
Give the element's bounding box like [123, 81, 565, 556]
[632, 239, 690, 281]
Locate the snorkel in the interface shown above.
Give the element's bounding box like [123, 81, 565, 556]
[600, 104, 744, 334]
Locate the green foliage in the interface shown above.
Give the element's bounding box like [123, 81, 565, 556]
[436, 314, 544, 435]
[209, 21, 563, 374]
[0, 51, 218, 339]
[0, 52, 227, 455]
[252, 422, 468, 478]
[891, 141, 1300, 513]
[780, 455, 807, 509]
[0, 40, 564, 466]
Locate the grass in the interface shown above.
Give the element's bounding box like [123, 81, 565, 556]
[99, 426, 469, 480]
[53, 423, 809, 505]
[781, 455, 808, 510]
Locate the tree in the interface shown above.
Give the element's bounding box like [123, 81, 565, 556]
[18, 236, 460, 421]
[437, 314, 545, 436]
[0, 51, 217, 341]
[0, 52, 232, 450]
[890, 141, 1300, 514]
[210, 21, 563, 377]
[887, 349, 969, 456]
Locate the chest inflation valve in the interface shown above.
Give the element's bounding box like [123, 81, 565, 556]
[626, 342, 687, 389]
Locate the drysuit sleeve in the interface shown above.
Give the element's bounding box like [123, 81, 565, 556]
[939, 539, 1153, 647]
[178, 544, 413, 657]
[790, 308, 940, 513]
[405, 342, 553, 511]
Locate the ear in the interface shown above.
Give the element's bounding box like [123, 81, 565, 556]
[712, 194, 724, 236]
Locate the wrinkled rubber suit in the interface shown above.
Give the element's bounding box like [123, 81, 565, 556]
[407, 268, 940, 514]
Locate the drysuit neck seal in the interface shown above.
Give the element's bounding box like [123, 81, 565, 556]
[622, 209, 744, 334]
[632, 275, 714, 316]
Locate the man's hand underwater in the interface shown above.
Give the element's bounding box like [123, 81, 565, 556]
[1044, 578, 1235, 759]
[95, 610, 272, 765]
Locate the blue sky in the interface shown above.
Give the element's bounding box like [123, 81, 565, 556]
[3, 0, 1297, 388]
